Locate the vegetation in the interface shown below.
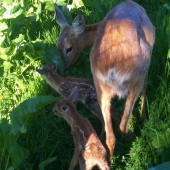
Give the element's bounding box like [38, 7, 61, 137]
[0, 0, 170, 169]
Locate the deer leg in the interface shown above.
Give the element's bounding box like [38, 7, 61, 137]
[88, 101, 121, 138]
[140, 81, 148, 121]
[94, 78, 115, 162]
[69, 131, 80, 170]
[86, 102, 105, 138]
[110, 107, 121, 132]
[92, 110, 105, 139]
[119, 82, 143, 140]
[100, 93, 115, 162]
[79, 157, 86, 170]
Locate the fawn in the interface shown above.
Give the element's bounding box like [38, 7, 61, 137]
[52, 86, 110, 170]
[37, 64, 120, 138]
[54, 0, 155, 161]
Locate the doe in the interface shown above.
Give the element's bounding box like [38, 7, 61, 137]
[90, 0, 155, 160]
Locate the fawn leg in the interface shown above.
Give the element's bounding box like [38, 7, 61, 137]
[88, 102, 121, 138]
[97, 160, 110, 170]
[94, 78, 115, 162]
[86, 101, 105, 138]
[84, 163, 93, 170]
[69, 131, 80, 170]
[79, 157, 86, 170]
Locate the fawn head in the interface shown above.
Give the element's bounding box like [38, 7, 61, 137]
[54, 4, 86, 70]
[36, 64, 57, 77]
[52, 86, 79, 118]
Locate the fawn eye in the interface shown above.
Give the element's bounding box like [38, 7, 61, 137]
[66, 46, 73, 54]
[61, 105, 69, 112]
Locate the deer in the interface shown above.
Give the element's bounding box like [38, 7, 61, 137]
[52, 86, 110, 170]
[54, 3, 99, 70]
[54, 0, 155, 161]
[37, 63, 120, 138]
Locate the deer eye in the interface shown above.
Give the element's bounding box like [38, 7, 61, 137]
[66, 46, 73, 54]
[61, 105, 69, 112]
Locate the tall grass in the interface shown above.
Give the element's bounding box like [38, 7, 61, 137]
[0, 0, 170, 169]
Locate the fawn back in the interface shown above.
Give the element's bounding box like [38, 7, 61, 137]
[52, 86, 110, 170]
[37, 64, 121, 138]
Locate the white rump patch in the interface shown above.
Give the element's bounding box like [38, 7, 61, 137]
[96, 68, 132, 99]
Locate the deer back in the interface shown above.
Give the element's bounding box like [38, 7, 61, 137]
[90, 0, 155, 98]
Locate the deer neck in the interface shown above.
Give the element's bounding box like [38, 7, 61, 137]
[45, 71, 64, 91]
[65, 105, 84, 128]
[80, 22, 100, 47]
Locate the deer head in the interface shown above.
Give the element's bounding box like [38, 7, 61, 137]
[54, 3, 99, 70]
[52, 86, 78, 119]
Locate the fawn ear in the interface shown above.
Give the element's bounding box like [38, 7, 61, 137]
[72, 14, 85, 34]
[36, 69, 46, 75]
[68, 86, 79, 103]
[54, 3, 69, 29]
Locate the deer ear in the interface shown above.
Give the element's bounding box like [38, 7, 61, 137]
[72, 14, 85, 34]
[54, 3, 69, 29]
[68, 86, 79, 103]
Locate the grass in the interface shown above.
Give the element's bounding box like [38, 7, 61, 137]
[0, 0, 170, 169]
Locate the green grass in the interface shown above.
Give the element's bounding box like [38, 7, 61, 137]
[0, 0, 170, 169]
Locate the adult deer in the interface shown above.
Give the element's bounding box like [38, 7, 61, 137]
[55, 0, 155, 161]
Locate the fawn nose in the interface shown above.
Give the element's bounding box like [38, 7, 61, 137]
[36, 69, 46, 75]
[52, 108, 57, 114]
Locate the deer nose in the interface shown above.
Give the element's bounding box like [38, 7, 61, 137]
[52, 108, 57, 114]
[36, 69, 45, 75]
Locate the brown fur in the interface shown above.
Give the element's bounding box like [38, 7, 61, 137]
[52, 87, 110, 170]
[54, 0, 155, 162]
[37, 64, 121, 138]
[56, 19, 99, 69]
[90, 1, 155, 160]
